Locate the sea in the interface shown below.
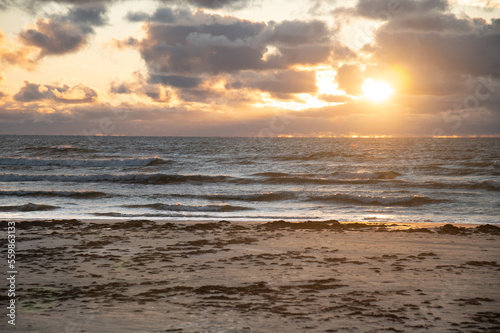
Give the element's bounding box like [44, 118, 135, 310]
[0, 135, 499, 224]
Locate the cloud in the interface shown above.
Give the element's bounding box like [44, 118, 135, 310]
[0, 30, 37, 72]
[19, 19, 90, 57]
[231, 70, 318, 98]
[124, 10, 348, 104]
[318, 94, 352, 103]
[14, 81, 97, 103]
[261, 20, 332, 45]
[159, 0, 250, 9]
[2, 0, 250, 13]
[126, 7, 191, 23]
[335, 0, 449, 20]
[149, 74, 202, 88]
[333, 0, 500, 104]
[109, 73, 172, 102]
[371, 17, 500, 81]
[0, 0, 115, 15]
[58, 5, 108, 28]
[133, 13, 341, 77]
[113, 11, 356, 105]
[17, 4, 109, 58]
[335, 64, 364, 95]
[109, 81, 133, 94]
[137, 19, 263, 75]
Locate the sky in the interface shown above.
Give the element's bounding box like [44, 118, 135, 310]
[0, 0, 499, 137]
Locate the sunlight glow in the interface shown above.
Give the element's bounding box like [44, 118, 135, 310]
[252, 93, 329, 111]
[362, 78, 394, 102]
[316, 70, 340, 95]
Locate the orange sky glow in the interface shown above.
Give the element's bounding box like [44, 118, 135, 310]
[0, 0, 499, 136]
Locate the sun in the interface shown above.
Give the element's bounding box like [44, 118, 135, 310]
[362, 78, 394, 102]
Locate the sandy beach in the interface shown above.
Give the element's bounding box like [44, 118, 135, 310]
[1, 219, 499, 332]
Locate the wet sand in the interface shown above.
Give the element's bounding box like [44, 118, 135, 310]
[1, 219, 500, 332]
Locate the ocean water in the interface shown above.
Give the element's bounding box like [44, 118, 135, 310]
[0, 135, 499, 224]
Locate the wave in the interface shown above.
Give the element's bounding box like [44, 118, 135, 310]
[408, 180, 500, 191]
[0, 172, 391, 186]
[0, 190, 108, 199]
[0, 173, 232, 184]
[331, 171, 402, 180]
[308, 194, 442, 206]
[483, 180, 500, 191]
[252, 172, 290, 177]
[252, 171, 401, 185]
[460, 161, 498, 168]
[0, 202, 60, 211]
[169, 192, 297, 201]
[91, 212, 309, 220]
[261, 176, 378, 185]
[0, 157, 169, 168]
[24, 145, 96, 154]
[92, 212, 209, 218]
[122, 203, 252, 212]
[274, 152, 360, 161]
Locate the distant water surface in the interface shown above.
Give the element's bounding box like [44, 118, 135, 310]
[1, 136, 499, 224]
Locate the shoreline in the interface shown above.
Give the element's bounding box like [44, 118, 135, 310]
[1, 217, 490, 229]
[2, 218, 499, 332]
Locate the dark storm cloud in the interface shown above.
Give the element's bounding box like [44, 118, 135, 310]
[14, 81, 97, 103]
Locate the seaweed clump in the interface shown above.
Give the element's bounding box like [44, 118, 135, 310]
[437, 224, 469, 235]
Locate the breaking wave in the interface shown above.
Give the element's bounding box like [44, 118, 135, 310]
[0, 202, 60, 211]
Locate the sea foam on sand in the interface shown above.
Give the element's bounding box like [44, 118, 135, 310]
[3, 220, 500, 332]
